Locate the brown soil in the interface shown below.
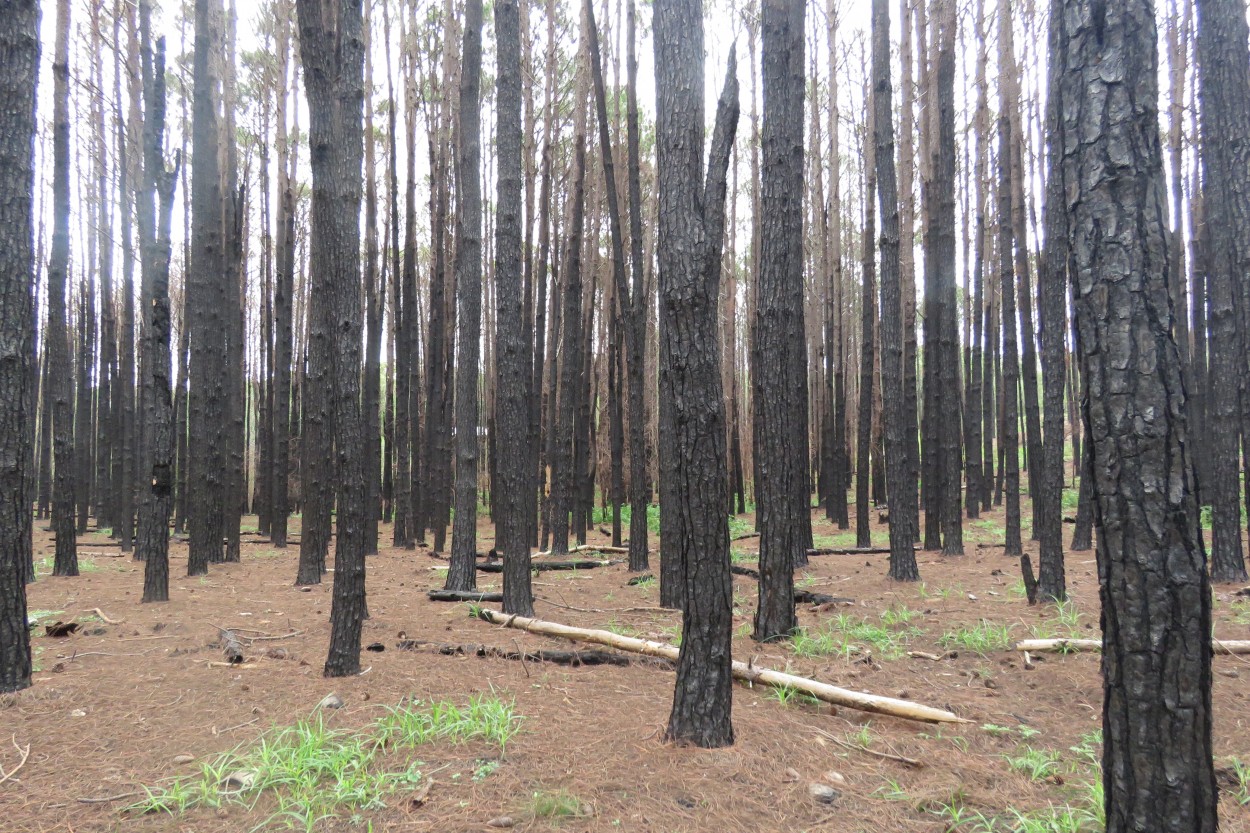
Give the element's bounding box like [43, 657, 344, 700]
[4, 501, 1250, 833]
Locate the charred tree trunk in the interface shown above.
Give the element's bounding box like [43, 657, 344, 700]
[653, 0, 739, 748]
[0, 0, 38, 692]
[296, 0, 368, 677]
[1196, 0, 1250, 583]
[872, 0, 918, 581]
[49, 0, 78, 578]
[446, 0, 484, 593]
[1058, 2, 1218, 829]
[753, 0, 807, 641]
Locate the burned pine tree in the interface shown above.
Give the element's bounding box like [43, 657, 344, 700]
[652, 0, 739, 748]
[0, 0, 39, 693]
[1057, 0, 1218, 828]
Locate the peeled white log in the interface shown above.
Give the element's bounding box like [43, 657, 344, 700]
[475, 609, 968, 724]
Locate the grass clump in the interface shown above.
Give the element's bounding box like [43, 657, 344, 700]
[1004, 746, 1063, 781]
[128, 696, 521, 830]
[939, 619, 1014, 654]
[529, 789, 588, 819]
[791, 613, 919, 660]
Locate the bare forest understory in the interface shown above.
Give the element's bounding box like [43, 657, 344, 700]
[6, 494, 1250, 833]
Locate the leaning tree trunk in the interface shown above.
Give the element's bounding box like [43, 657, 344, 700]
[653, 0, 739, 748]
[0, 0, 39, 693]
[1057, 1, 1218, 829]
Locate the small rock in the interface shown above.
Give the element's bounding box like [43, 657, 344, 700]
[172, 754, 195, 765]
[223, 770, 256, 791]
[71, 708, 86, 717]
[300, 587, 312, 593]
[967, 593, 978, 601]
[1219, 669, 1240, 679]
[808, 783, 840, 805]
[782, 767, 801, 782]
[318, 693, 344, 710]
[984, 678, 998, 689]
[486, 817, 515, 829]
[822, 771, 846, 786]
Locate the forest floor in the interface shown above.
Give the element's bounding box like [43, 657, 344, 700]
[5, 497, 1250, 833]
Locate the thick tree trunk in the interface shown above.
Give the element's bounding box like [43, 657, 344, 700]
[1058, 2, 1217, 829]
[0, 0, 38, 692]
[493, 0, 532, 616]
[653, 0, 739, 747]
[296, 0, 368, 677]
[753, 0, 807, 641]
[186, 0, 226, 576]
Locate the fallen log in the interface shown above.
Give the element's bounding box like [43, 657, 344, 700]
[475, 609, 968, 724]
[395, 639, 667, 668]
[536, 544, 633, 556]
[1016, 638, 1250, 655]
[218, 629, 245, 664]
[728, 565, 853, 606]
[806, 546, 917, 556]
[477, 559, 616, 574]
[428, 590, 504, 603]
[732, 531, 760, 541]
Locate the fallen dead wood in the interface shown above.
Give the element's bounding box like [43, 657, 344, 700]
[475, 610, 968, 724]
[908, 650, 956, 661]
[84, 607, 122, 624]
[535, 544, 632, 556]
[813, 728, 923, 768]
[728, 565, 854, 606]
[806, 546, 918, 556]
[428, 589, 504, 603]
[477, 559, 616, 574]
[395, 639, 669, 668]
[732, 531, 760, 541]
[77, 791, 143, 804]
[1016, 638, 1250, 655]
[0, 736, 29, 786]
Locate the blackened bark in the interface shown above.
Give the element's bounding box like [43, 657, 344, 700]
[137, 5, 177, 602]
[855, 99, 876, 551]
[446, 0, 484, 593]
[1035, 0, 1068, 602]
[753, 0, 806, 641]
[654, 0, 738, 747]
[116, 4, 138, 556]
[1059, 2, 1217, 829]
[186, 0, 225, 576]
[296, 0, 368, 677]
[549, 40, 589, 558]
[494, 0, 532, 616]
[872, 0, 918, 581]
[1196, 0, 1250, 583]
[49, 0, 78, 578]
[0, 0, 38, 692]
[933, 0, 962, 557]
[362, 1, 381, 557]
[996, 0, 1022, 558]
[270, 7, 293, 549]
[965, 0, 987, 520]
